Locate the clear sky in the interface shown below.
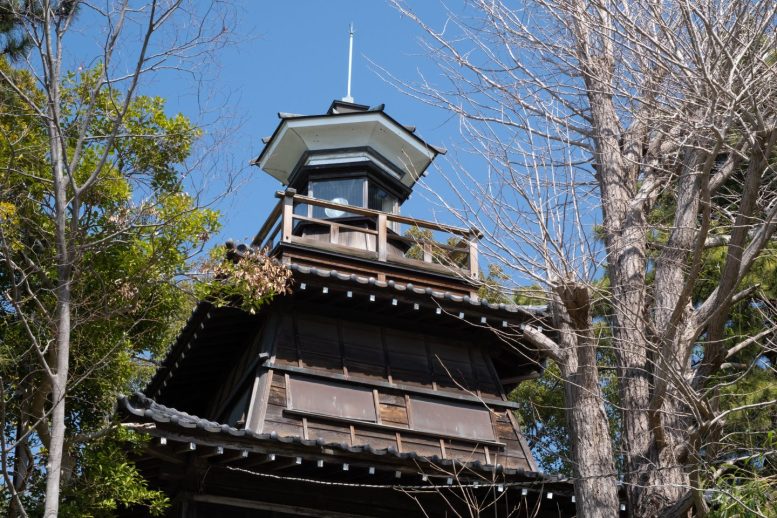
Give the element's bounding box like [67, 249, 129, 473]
[148, 1, 471, 246]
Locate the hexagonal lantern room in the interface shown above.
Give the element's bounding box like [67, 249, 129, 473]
[120, 100, 581, 518]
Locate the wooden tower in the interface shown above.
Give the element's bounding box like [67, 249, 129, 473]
[121, 100, 579, 517]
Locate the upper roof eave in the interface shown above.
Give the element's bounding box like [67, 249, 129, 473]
[250, 107, 446, 172]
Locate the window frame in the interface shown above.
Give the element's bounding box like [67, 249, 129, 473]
[305, 172, 400, 218]
[408, 395, 496, 441]
[286, 376, 378, 423]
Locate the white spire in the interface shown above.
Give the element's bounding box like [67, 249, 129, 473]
[343, 23, 354, 103]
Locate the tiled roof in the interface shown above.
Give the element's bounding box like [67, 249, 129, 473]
[145, 263, 550, 402]
[288, 263, 549, 318]
[119, 392, 566, 484]
[143, 302, 259, 405]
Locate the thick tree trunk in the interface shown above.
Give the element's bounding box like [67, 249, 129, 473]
[554, 284, 620, 517]
[584, 86, 653, 515]
[636, 149, 707, 515]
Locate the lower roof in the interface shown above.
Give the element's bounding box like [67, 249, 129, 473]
[120, 391, 567, 486]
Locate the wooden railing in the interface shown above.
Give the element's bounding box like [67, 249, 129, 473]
[253, 189, 481, 279]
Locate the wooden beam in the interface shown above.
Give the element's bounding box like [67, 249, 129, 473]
[281, 189, 296, 244]
[244, 453, 277, 468]
[267, 363, 521, 410]
[468, 235, 479, 279]
[197, 446, 224, 459]
[175, 441, 197, 454]
[284, 408, 506, 448]
[191, 494, 372, 518]
[271, 456, 303, 470]
[144, 445, 184, 465]
[377, 213, 387, 261]
[215, 449, 249, 464]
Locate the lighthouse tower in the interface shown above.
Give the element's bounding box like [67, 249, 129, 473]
[120, 98, 575, 517]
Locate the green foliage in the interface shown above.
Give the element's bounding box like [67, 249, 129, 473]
[708, 474, 777, 517]
[59, 430, 169, 518]
[0, 58, 219, 514]
[513, 285, 547, 306]
[403, 226, 469, 269]
[511, 362, 571, 474]
[196, 245, 292, 314]
[478, 264, 511, 304]
[0, 1, 40, 60]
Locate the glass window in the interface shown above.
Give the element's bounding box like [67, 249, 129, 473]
[309, 178, 365, 218]
[368, 183, 397, 213]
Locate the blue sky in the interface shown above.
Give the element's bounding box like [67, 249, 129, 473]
[145, 1, 471, 245]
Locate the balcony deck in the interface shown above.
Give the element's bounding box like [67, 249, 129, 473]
[253, 190, 482, 295]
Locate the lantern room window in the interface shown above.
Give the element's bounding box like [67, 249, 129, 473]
[308, 176, 397, 219]
[309, 178, 364, 218]
[368, 183, 396, 213]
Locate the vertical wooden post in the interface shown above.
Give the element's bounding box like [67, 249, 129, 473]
[330, 224, 339, 245]
[282, 188, 296, 243]
[377, 213, 387, 262]
[423, 241, 432, 263]
[469, 229, 479, 279]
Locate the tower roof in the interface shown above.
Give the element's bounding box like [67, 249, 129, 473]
[252, 101, 445, 190]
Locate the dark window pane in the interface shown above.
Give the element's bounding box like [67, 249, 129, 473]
[310, 178, 365, 218]
[368, 183, 396, 213]
[410, 397, 495, 440]
[288, 377, 377, 422]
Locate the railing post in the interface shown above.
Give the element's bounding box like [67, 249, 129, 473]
[377, 213, 387, 261]
[282, 188, 296, 244]
[330, 223, 339, 245]
[468, 229, 480, 279]
[423, 242, 432, 263]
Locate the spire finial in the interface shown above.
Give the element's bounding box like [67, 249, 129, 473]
[343, 23, 355, 103]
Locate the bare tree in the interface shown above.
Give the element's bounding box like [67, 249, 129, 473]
[391, 0, 777, 516]
[0, 1, 232, 516]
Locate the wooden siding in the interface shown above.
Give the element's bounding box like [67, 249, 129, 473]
[249, 309, 534, 470]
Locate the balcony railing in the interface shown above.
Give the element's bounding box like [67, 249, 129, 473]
[253, 189, 481, 279]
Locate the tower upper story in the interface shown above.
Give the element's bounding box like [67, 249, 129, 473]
[251, 100, 480, 296]
[133, 98, 551, 493]
[253, 100, 443, 200]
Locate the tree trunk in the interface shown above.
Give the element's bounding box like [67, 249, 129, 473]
[9, 421, 31, 518]
[43, 87, 71, 517]
[585, 84, 653, 515]
[554, 284, 620, 517]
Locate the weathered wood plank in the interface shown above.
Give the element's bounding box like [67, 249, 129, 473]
[284, 409, 505, 448]
[268, 385, 286, 406]
[379, 404, 408, 426]
[495, 421, 518, 440]
[352, 429, 397, 450]
[266, 363, 522, 410]
[192, 492, 378, 518]
[379, 393, 404, 406]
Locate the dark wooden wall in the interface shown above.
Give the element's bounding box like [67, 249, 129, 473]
[238, 309, 536, 471]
